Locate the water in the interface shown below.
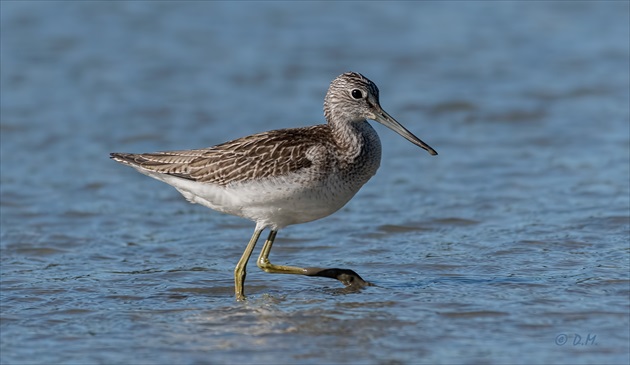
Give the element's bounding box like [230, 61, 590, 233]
[1, 1, 628, 364]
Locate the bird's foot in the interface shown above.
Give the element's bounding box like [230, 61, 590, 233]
[304, 267, 372, 288]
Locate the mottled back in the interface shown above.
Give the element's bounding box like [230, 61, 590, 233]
[111, 125, 335, 186]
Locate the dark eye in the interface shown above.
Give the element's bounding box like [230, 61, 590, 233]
[351, 89, 363, 99]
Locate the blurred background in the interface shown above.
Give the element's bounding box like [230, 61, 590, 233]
[1, 1, 628, 364]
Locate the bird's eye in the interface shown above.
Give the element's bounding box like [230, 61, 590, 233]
[351, 89, 363, 99]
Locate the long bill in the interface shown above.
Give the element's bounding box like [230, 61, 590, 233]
[372, 107, 438, 156]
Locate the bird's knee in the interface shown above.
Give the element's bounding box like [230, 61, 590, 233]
[257, 258, 273, 272]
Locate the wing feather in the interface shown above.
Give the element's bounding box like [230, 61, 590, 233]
[110, 125, 334, 186]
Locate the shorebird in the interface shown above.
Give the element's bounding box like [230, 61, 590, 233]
[111, 72, 437, 300]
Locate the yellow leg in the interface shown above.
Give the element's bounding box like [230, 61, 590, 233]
[257, 230, 308, 275]
[234, 227, 263, 301]
[257, 230, 372, 288]
[255, 229, 372, 292]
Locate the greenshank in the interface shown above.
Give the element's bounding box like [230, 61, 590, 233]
[111, 72, 437, 300]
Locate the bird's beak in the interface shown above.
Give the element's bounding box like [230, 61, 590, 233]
[371, 104, 438, 156]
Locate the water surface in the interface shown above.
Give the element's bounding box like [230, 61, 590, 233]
[1, 2, 629, 364]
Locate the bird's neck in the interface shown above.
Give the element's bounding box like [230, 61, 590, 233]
[328, 118, 380, 165]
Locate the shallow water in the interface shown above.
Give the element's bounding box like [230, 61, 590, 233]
[1, 1, 629, 364]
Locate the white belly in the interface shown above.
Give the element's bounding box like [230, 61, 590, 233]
[148, 170, 367, 230]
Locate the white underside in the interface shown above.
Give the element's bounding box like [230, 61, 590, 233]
[135, 167, 367, 230]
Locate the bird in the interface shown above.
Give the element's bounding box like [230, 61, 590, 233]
[110, 72, 437, 301]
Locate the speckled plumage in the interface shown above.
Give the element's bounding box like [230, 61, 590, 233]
[111, 124, 372, 187]
[111, 72, 437, 300]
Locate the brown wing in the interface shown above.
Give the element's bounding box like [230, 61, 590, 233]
[110, 125, 334, 186]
